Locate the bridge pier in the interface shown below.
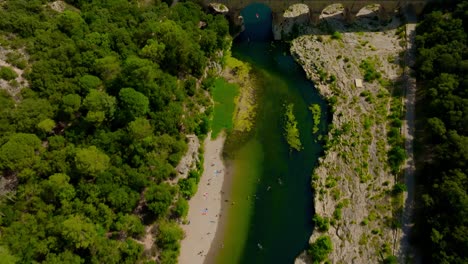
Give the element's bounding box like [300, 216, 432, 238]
[308, 11, 321, 25]
[378, 2, 400, 22]
[227, 8, 244, 35]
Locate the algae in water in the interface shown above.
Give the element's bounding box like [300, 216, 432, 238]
[284, 103, 302, 151]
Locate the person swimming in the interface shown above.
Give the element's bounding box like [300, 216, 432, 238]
[256, 13, 259, 19]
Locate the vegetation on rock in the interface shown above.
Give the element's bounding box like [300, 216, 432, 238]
[284, 103, 302, 151]
[309, 103, 321, 134]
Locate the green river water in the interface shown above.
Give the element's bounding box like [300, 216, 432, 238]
[214, 4, 328, 263]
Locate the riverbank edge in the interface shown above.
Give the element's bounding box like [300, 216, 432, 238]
[289, 19, 407, 263]
[178, 132, 229, 264]
[179, 50, 259, 263]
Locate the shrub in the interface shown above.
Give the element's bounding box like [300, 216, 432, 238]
[173, 197, 189, 219]
[384, 255, 398, 264]
[308, 235, 333, 264]
[359, 59, 381, 82]
[313, 215, 330, 232]
[0, 66, 17, 81]
[331, 31, 342, 40]
[392, 183, 407, 195]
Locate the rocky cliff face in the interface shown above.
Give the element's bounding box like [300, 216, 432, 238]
[291, 16, 406, 263]
[272, 4, 310, 40]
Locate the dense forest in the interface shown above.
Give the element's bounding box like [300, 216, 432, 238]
[415, 1, 467, 263]
[0, 0, 229, 263]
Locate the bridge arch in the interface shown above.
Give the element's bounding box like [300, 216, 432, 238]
[208, 0, 429, 29]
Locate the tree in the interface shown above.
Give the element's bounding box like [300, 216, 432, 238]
[42, 173, 76, 203]
[128, 118, 153, 140]
[106, 187, 139, 213]
[118, 88, 149, 121]
[62, 94, 81, 115]
[75, 146, 110, 176]
[43, 250, 83, 264]
[156, 221, 184, 251]
[140, 39, 165, 64]
[0, 133, 41, 171]
[113, 214, 145, 238]
[37, 118, 56, 133]
[78, 75, 102, 92]
[145, 183, 174, 217]
[427, 117, 446, 138]
[83, 90, 116, 124]
[61, 215, 97, 249]
[94, 56, 121, 82]
[173, 197, 188, 219]
[308, 235, 333, 264]
[0, 246, 18, 264]
[13, 98, 54, 132]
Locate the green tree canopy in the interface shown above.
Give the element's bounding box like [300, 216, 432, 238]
[83, 89, 116, 124]
[118, 87, 149, 121]
[75, 146, 110, 176]
[0, 133, 41, 171]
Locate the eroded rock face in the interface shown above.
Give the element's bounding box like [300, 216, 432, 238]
[0, 45, 29, 100]
[209, 3, 229, 14]
[175, 135, 200, 180]
[272, 4, 310, 40]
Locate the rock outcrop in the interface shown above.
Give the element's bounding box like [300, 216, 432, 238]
[292, 15, 406, 263]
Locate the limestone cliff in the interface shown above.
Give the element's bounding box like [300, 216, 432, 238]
[292, 16, 406, 263]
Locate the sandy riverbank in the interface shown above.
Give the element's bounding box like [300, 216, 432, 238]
[179, 133, 229, 264]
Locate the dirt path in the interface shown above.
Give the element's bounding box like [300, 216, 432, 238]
[400, 20, 419, 263]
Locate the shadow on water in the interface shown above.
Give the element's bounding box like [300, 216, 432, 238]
[216, 3, 328, 264]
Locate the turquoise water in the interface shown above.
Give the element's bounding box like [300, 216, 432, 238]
[216, 4, 327, 263]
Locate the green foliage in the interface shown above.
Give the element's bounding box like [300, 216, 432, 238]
[42, 173, 76, 203]
[308, 235, 333, 264]
[83, 90, 116, 124]
[284, 103, 302, 151]
[392, 183, 407, 195]
[114, 214, 145, 238]
[0, 0, 230, 262]
[383, 255, 398, 264]
[145, 183, 174, 218]
[156, 221, 184, 251]
[178, 177, 198, 199]
[118, 88, 149, 121]
[61, 215, 97, 249]
[359, 58, 381, 82]
[75, 146, 110, 176]
[62, 94, 81, 115]
[309, 104, 321, 134]
[312, 215, 330, 232]
[0, 66, 17, 80]
[331, 31, 342, 40]
[0, 246, 18, 264]
[173, 197, 189, 219]
[415, 3, 468, 263]
[0, 133, 41, 171]
[37, 118, 56, 133]
[128, 117, 153, 140]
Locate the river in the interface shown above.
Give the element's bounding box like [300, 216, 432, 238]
[214, 4, 327, 263]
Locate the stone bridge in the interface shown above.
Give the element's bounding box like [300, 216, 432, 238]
[207, 0, 429, 23]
